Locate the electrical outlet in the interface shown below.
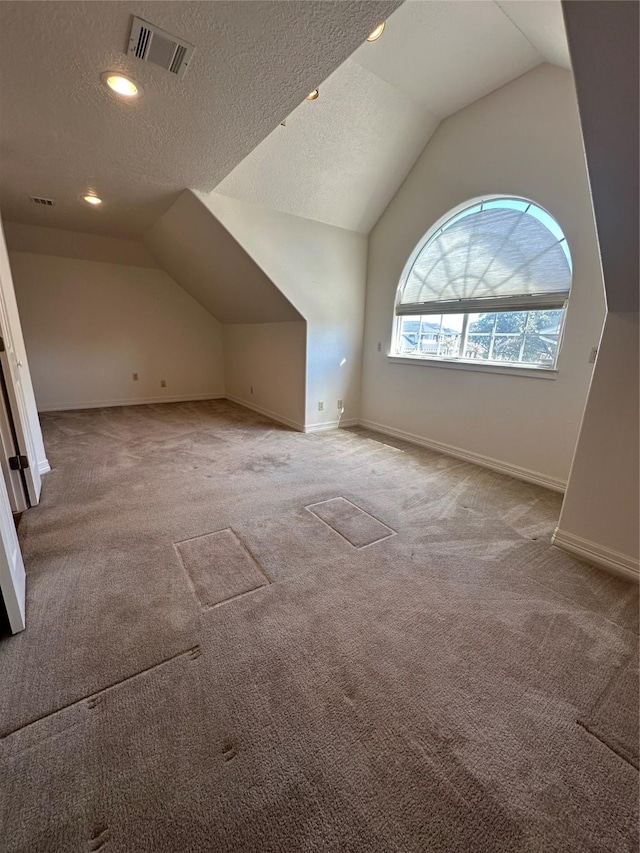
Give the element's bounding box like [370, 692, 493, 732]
[337, 400, 343, 409]
[132, 372, 138, 381]
[589, 347, 598, 363]
[160, 379, 167, 388]
[318, 401, 324, 412]
[377, 342, 382, 352]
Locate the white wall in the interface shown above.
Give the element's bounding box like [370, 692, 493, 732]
[553, 1, 639, 579]
[4, 221, 161, 270]
[555, 313, 639, 573]
[202, 192, 368, 430]
[360, 64, 606, 487]
[223, 322, 306, 429]
[8, 243, 225, 412]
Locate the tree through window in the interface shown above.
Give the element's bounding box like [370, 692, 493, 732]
[393, 198, 572, 369]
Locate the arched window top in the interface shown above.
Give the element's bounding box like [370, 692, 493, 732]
[397, 197, 572, 316]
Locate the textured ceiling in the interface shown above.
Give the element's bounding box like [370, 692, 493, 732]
[218, 59, 440, 235]
[0, 0, 400, 238]
[217, 0, 571, 233]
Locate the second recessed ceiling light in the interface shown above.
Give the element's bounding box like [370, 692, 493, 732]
[306, 89, 319, 101]
[101, 72, 143, 98]
[367, 22, 386, 42]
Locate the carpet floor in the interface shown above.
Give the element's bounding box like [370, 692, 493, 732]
[0, 399, 637, 852]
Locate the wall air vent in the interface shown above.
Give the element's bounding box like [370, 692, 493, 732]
[30, 196, 55, 206]
[127, 16, 195, 78]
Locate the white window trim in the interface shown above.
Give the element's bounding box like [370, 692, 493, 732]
[387, 354, 558, 380]
[391, 304, 568, 374]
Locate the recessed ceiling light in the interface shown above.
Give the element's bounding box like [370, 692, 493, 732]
[101, 72, 142, 98]
[306, 89, 319, 101]
[367, 22, 386, 42]
[83, 195, 103, 205]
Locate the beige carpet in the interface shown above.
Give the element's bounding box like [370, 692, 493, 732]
[0, 399, 637, 852]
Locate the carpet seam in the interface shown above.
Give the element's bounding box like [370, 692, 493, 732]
[576, 719, 639, 769]
[306, 506, 396, 550]
[305, 497, 396, 549]
[172, 541, 203, 604]
[174, 527, 273, 610]
[231, 529, 274, 585]
[201, 584, 271, 612]
[309, 495, 396, 533]
[0, 645, 200, 740]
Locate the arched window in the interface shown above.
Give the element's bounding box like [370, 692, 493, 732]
[393, 197, 572, 369]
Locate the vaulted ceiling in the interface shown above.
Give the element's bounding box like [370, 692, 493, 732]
[0, 0, 400, 238]
[0, 1, 570, 241]
[216, 0, 571, 233]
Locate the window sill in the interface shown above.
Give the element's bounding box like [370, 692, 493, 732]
[387, 355, 558, 380]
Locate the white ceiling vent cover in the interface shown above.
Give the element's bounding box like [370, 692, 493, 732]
[30, 196, 55, 206]
[127, 17, 195, 78]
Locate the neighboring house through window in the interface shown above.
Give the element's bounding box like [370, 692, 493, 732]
[392, 197, 572, 370]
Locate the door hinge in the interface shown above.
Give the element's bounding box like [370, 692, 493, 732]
[8, 455, 29, 471]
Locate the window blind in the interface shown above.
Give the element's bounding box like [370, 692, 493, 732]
[397, 206, 572, 316]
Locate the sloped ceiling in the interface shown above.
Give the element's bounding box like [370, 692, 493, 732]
[496, 0, 571, 68]
[0, 0, 400, 238]
[218, 59, 440, 235]
[145, 190, 302, 323]
[217, 0, 571, 233]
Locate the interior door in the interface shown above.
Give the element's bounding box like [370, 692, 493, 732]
[0, 468, 26, 632]
[0, 325, 41, 506]
[0, 365, 28, 512]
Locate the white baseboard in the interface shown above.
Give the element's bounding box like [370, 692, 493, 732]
[304, 418, 359, 434]
[38, 393, 225, 413]
[552, 528, 639, 582]
[357, 418, 566, 493]
[38, 392, 356, 435]
[38, 458, 51, 475]
[225, 395, 305, 432]
[226, 397, 360, 434]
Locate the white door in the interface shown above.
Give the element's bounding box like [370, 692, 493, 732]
[0, 468, 26, 632]
[0, 367, 28, 513]
[0, 318, 41, 506]
[0, 287, 30, 632]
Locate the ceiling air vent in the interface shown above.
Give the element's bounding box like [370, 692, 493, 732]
[127, 16, 195, 78]
[30, 196, 55, 206]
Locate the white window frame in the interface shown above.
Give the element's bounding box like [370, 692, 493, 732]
[390, 196, 572, 376]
